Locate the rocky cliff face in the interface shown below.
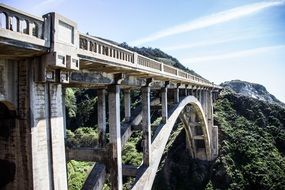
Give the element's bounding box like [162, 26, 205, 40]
[221, 80, 284, 107]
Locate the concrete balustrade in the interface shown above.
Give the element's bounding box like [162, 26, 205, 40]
[0, 3, 50, 47]
[79, 34, 135, 63]
[137, 54, 162, 71]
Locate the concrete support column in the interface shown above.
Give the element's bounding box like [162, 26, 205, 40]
[184, 85, 188, 96]
[173, 88, 179, 103]
[204, 90, 209, 118]
[97, 89, 106, 147]
[123, 89, 131, 122]
[202, 89, 207, 114]
[198, 89, 201, 103]
[46, 83, 68, 190]
[196, 89, 200, 101]
[208, 91, 213, 123]
[212, 92, 215, 102]
[208, 90, 214, 146]
[200, 89, 204, 109]
[108, 85, 122, 190]
[142, 86, 151, 166]
[161, 87, 168, 123]
[195, 89, 199, 99]
[212, 125, 219, 159]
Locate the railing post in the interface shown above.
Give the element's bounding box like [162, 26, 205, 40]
[87, 40, 90, 51]
[124, 89, 131, 122]
[108, 85, 122, 190]
[97, 89, 106, 147]
[142, 86, 151, 166]
[133, 52, 138, 65]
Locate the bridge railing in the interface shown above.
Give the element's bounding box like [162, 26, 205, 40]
[78, 33, 218, 87]
[137, 54, 162, 71]
[0, 3, 49, 47]
[79, 34, 135, 63]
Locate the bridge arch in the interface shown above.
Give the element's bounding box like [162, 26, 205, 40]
[132, 95, 211, 190]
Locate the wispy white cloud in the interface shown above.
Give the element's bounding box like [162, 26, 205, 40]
[130, 1, 285, 46]
[180, 45, 285, 64]
[161, 35, 253, 51]
[162, 31, 284, 51]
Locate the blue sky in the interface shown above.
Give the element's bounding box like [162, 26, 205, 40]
[3, 0, 285, 102]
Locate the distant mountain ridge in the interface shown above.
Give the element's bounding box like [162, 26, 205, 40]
[221, 80, 285, 107]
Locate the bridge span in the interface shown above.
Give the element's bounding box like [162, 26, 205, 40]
[0, 4, 221, 190]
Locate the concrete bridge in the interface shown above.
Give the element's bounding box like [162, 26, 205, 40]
[0, 4, 221, 190]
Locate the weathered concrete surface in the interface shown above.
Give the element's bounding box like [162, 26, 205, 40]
[161, 87, 168, 123]
[124, 89, 131, 122]
[82, 163, 106, 190]
[97, 89, 106, 147]
[30, 79, 67, 190]
[108, 85, 123, 190]
[66, 147, 106, 162]
[142, 86, 151, 166]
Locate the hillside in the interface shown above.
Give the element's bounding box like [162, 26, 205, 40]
[153, 87, 285, 189]
[221, 80, 285, 107]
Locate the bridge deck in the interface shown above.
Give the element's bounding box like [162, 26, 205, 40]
[0, 3, 221, 90]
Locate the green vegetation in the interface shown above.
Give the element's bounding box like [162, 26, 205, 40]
[208, 91, 285, 189]
[65, 82, 285, 190]
[122, 131, 143, 166]
[66, 127, 98, 148]
[67, 160, 93, 190]
[153, 90, 285, 190]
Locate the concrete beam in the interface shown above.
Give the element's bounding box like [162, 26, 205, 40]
[121, 123, 133, 148]
[82, 163, 106, 190]
[122, 164, 138, 177]
[193, 135, 204, 140]
[65, 147, 106, 162]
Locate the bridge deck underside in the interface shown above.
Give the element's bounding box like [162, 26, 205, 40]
[79, 58, 181, 82]
[0, 41, 47, 59]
